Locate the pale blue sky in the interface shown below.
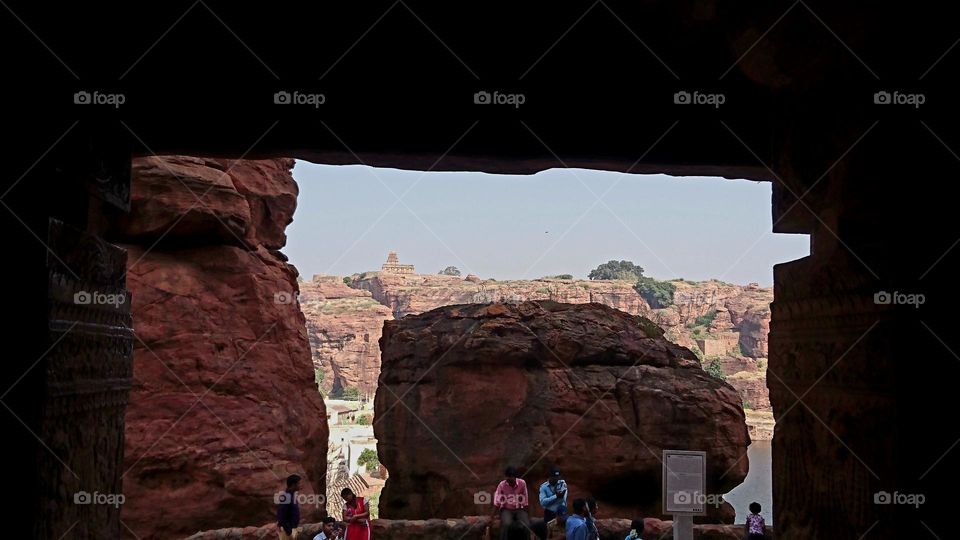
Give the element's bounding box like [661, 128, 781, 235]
[284, 161, 809, 286]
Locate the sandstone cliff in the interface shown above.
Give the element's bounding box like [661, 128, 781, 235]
[374, 301, 750, 521]
[300, 275, 393, 398]
[110, 156, 328, 539]
[338, 272, 774, 430]
[353, 272, 648, 320]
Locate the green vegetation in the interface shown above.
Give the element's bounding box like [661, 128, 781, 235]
[731, 343, 743, 357]
[439, 266, 462, 276]
[356, 414, 371, 425]
[333, 386, 361, 400]
[743, 400, 753, 410]
[636, 318, 665, 339]
[588, 260, 645, 281]
[686, 309, 716, 338]
[544, 274, 574, 280]
[319, 298, 383, 315]
[367, 488, 381, 519]
[635, 276, 676, 309]
[756, 359, 766, 370]
[536, 287, 552, 294]
[692, 310, 717, 328]
[588, 260, 676, 307]
[343, 276, 352, 285]
[691, 345, 704, 361]
[314, 368, 325, 396]
[358, 448, 380, 471]
[706, 358, 726, 381]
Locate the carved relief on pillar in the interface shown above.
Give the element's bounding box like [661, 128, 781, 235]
[770, 249, 897, 539]
[37, 219, 133, 540]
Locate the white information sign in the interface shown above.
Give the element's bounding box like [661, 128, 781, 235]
[662, 449, 707, 515]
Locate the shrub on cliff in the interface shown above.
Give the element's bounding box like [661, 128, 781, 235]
[706, 358, 726, 381]
[314, 368, 325, 396]
[635, 276, 676, 308]
[332, 386, 361, 400]
[438, 266, 461, 276]
[588, 260, 645, 281]
[691, 309, 717, 328]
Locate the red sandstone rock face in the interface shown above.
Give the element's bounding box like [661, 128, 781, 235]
[374, 301, 749, 521]
[114, 157, 327, 539]
[353, 273, 651, 319]
[300, 276, 393, 397]
[353, 273, 774, 423]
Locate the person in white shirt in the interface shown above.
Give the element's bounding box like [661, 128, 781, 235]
[313, 516, 340, 540]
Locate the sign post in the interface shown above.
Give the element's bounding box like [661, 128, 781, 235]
[662, 450, 707, 540]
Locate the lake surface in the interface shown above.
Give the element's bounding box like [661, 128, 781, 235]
[724, 440, 773, 525]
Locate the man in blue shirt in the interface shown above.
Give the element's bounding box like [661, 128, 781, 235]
[539, 466, 568, 523]
[277, 474, 302, 539]
[565, 498, 590, 540]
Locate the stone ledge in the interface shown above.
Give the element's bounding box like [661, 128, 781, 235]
[184, 517, 775, 540]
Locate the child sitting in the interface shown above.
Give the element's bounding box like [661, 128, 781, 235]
[744, 502, 766, 540]
[624, 517, 645, 540]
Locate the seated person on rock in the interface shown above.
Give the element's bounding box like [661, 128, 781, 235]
[564, 498, 591, 540]
[313, 516, 340, 540]
[624, 517, 645, 540]
[492, 465, 531, 539]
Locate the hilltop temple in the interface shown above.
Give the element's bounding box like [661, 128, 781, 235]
[381, 251, 416, 275]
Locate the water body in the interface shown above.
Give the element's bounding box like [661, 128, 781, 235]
[724, 440, 773, 525]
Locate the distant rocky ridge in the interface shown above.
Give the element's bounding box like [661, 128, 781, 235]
[299, 265, 774, 438]
[300, 276, 393, 398]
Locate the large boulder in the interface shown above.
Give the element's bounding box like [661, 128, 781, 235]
[114, 157, 327, 539]
[375, 301, 749, 521]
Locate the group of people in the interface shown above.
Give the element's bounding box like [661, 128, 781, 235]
[490, 465, 767, 540]
[276, 468, 768, 540]
[489, 465, 609, 540]
[276, 474, 370, 540]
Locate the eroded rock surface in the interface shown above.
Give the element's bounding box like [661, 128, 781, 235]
[113, 156, 328, 539]
[375, 301, 749, 520]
